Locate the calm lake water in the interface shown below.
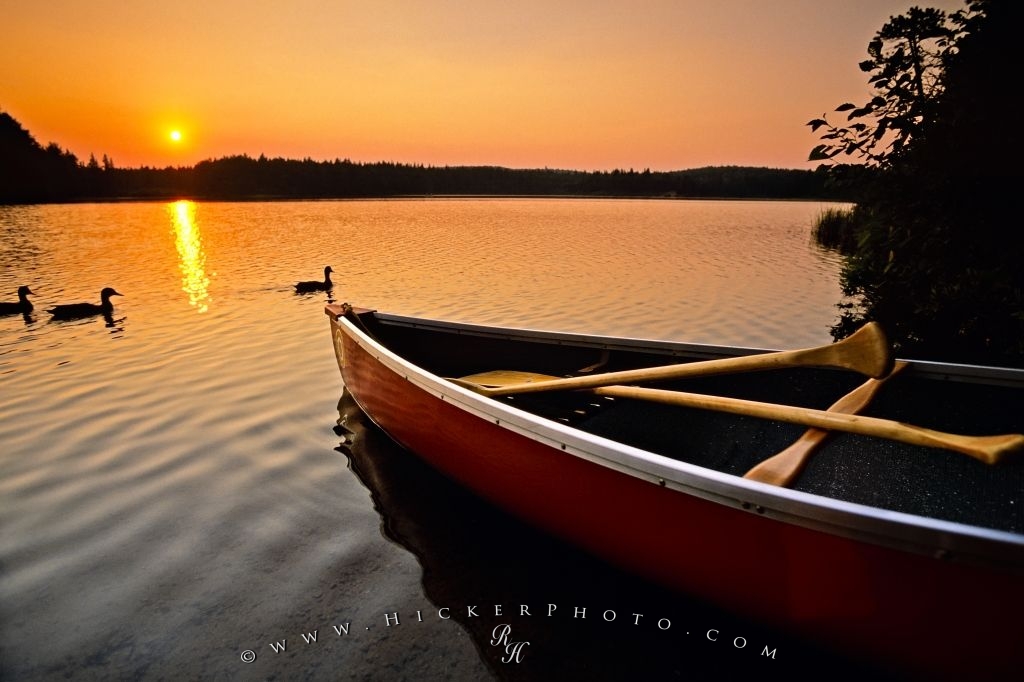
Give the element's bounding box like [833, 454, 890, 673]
[1, 198, 881, 680]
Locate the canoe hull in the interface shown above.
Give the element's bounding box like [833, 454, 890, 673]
[328, 306, 1023, 679]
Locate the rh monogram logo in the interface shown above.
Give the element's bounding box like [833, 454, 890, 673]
[490, 624, 529, 663]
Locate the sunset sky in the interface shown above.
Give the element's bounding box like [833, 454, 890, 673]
[2, 0, 967, 171]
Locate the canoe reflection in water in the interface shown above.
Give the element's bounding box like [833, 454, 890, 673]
[334, 391, 891, 681]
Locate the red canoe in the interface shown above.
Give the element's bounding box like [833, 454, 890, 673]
[325, 304, 1024, 680]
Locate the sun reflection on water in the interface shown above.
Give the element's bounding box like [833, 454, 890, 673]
[169, 200, 210, 313]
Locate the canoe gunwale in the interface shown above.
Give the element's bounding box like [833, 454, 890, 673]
[328, 306, 1024, 573]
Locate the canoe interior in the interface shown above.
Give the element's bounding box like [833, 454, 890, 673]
[357, 311, 1024, 536]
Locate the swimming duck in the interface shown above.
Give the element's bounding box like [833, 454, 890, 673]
[48, 287, 123, 320]
[295, 266, 334, 293]
[0, 286, 34, 315]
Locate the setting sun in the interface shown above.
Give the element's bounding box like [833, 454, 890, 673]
[169, 130, 182, 143]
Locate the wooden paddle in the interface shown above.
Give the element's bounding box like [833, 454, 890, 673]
[743, 362, 909, 486]
[453, 366, 1023, 465]
[455, 322, 894, 397]
[591, 384, 1022, 465]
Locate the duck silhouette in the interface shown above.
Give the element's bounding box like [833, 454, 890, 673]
[48, 287, 123, 320]
[295, 266, 334, 293]
[0, 286, 34, 315]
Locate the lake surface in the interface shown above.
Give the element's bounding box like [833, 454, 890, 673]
[1, 198, 882, 680]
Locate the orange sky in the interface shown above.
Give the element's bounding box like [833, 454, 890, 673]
[1, 0, 967, 171]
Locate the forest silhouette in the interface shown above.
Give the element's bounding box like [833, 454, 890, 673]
[0, 111, 839, 204]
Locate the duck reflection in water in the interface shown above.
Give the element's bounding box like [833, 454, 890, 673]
[295, 266, 334, 294]
[0, 285, 35, 315]
[48, 287, 123, 321]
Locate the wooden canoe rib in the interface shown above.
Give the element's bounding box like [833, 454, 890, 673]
[325, 304, 1024, 680]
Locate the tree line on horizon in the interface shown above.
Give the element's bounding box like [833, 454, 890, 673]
[0, 111, 842, 204]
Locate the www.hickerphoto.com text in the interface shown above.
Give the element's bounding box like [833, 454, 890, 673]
[241, 603, 780, 664]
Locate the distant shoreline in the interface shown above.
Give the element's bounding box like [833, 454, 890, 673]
[3, 193, 847, 206]
[4, 111, 847, 204]
[3, 113, 849, 205]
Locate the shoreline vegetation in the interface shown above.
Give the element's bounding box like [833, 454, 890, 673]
[806, 0, 1022, 368]
[810, 206, 858, 254]
[1, 112, 845, 205]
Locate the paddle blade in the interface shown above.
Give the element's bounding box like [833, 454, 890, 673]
[827, 322, 894, 379]
[450, 370, 561, 393]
